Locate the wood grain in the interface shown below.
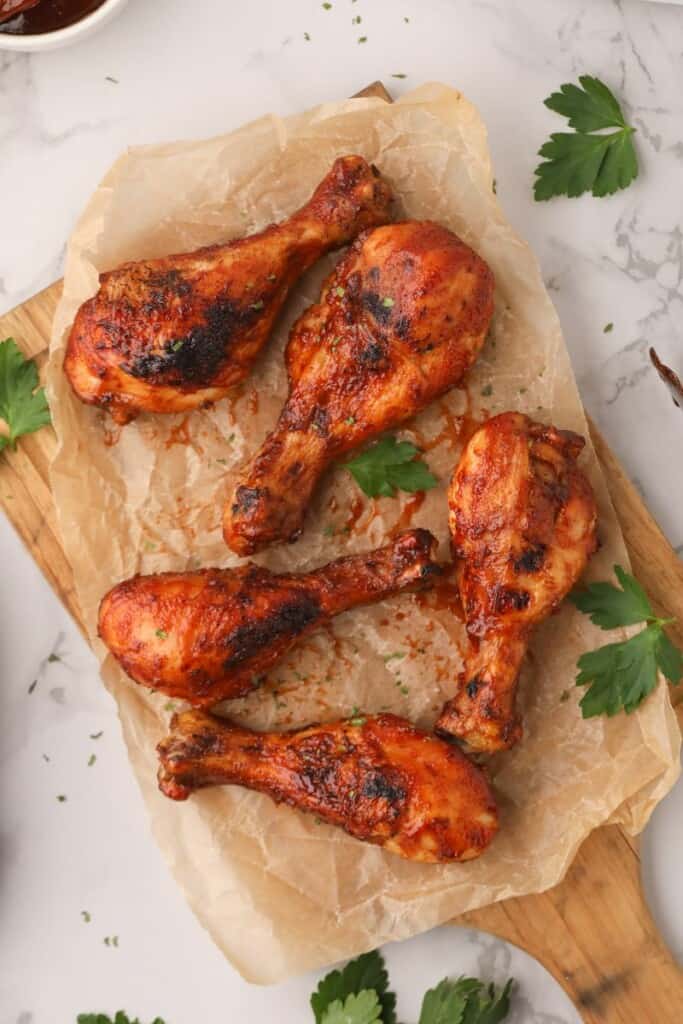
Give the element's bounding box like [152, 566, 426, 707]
[1, 84, 682, 1021]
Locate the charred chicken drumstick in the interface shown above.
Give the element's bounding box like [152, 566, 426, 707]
[436, 412, 598, 753]
[157, 710, 498, 863]
[99, 529, 439, 706]
[224, 220, 495, 555]
[64, 156, 393, 424]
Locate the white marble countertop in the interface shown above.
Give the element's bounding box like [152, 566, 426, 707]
[1, 1, 682, 1021]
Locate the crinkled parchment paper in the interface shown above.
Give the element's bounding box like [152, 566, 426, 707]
[47, 84, 680, 983]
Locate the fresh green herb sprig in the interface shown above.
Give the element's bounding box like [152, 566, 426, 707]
[418, 975, 513, 1024]
[534, 76, 638, 201]
[77, 1014, 165, 1024]
[0, 338, 51, 452]
[311, 949, 513, 1024]
[570, 565, 682, 717]
[322, 991, 382, 1024]
[312, 950, 397, 1024]
[345, 436, 437, 499]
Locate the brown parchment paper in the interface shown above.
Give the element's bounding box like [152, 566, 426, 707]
[47, 84, 680, 984]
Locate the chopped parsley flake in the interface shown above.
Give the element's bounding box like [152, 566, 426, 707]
[57, 794, 67, 803]
[335, 286, 345, 298]
[603, 322, 614, 333]
[88, 754, 96, 767]
[358, 35, 367, 43]
[381, 296, 394, 308]
[155, 629, 168, 639]
[251, 300, 264, 311]
[81, 910, 91, 923]
[384, 652, 405, 663]
[90, 731, 103, 740]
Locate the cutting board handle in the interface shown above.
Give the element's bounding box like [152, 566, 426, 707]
[460, 825, 683, 1022]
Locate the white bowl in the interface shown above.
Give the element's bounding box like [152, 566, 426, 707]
[0, 0, 128, 51]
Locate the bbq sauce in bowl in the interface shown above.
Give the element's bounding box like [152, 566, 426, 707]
[0, 0, 106, 34]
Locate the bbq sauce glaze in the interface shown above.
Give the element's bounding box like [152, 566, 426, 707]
[0, 0, 106, 34]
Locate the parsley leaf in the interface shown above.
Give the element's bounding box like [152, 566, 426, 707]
[419, 976, 513, 1024]
[544, 75, 628, 132]
[571, 564, 682, 717]
[311, 950, 397, 1024]
[419, 977, 473, 1023]
[656, 629, 683, 684]
[0, 338, 51, 452]
[321, 991, 382, 1024]
[345, 436, 437, 499]
[462, 978, 513, 1024]
[534, 75, 638, 201]
[77, 1014, 165, 1024]
[570, 564, 653, 628]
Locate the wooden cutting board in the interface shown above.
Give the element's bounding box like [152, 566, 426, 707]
[2, 81, 683, 1022]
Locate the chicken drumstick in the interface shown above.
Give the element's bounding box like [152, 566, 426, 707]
[224, 220, 495, 555]
[99, 529, 439, 706]
[157, 709, 498, 863]
[436, 412, 598, 752]
[64, 156, 393, 424]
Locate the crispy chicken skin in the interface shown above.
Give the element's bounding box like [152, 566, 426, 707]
[224, 220, 495, 555]
[98, 529, 439, 706]
[64, 156, 393, 424]
[157, 710, 498, 863]
[436, 412, 598, 752]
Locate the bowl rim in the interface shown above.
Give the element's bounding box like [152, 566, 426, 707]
[0, 0, 126, 48]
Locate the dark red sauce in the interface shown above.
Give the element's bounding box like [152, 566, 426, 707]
[0, 0, 106, 34]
